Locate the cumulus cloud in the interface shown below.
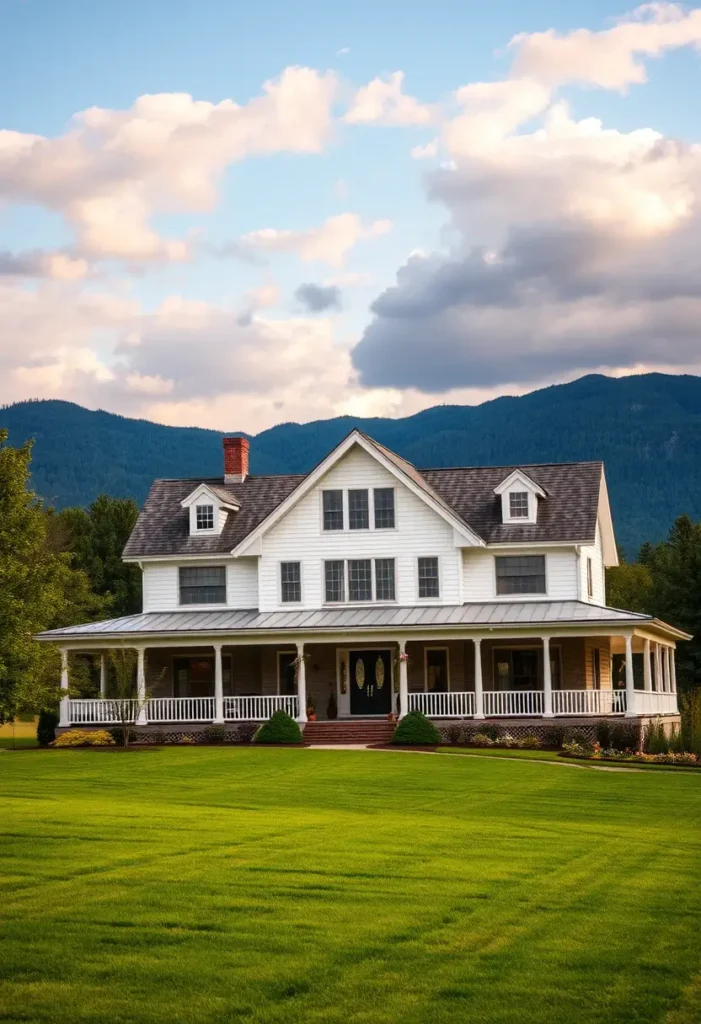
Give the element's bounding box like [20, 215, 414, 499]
[0, 249, 89, 280]
[238, 213, 392, 268]
[295, 282, 342, 312]
[345, 72, 433, 126]
[352, 11, 701, 394]
[0, 67, 338, 263]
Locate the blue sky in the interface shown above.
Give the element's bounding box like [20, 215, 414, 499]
[1, 1, 701, 431]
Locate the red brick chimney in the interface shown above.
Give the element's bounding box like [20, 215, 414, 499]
[223, 436, 249, 484]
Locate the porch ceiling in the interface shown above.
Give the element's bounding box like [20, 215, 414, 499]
[36, 599, 681, 644]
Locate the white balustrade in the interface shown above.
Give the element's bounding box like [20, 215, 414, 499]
[552, 690, 627, 716]
[630, 691, 679, 716]
[146, 697, 215, 722]
[484, 690, 545, 716]
[68, 699, 136, 724]
[223, 695, 298, 721]
[408, 691, 475, 718]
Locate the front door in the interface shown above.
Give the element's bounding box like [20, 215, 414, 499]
[349, 650, 392, 716]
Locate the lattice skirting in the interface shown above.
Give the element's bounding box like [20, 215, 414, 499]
[433, 718, 642, 745]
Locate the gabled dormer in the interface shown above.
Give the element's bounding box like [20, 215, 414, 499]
[180, 483, 240, 537]
[494, 469, 546, 526]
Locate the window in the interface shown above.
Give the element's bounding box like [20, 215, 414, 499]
[323, 489, 344, 531]
[426, 648, 449, 692]
[592, 648, 601, 690]
[374, 559, 396, 601]
[173, 655, 231, 698]
[587, 557, 594, 599]
[195, 504, 215, 530]
[374, 488, 395, 529]
[508, 492, 529, 519]
[495, 556, 546, 595]
[179, 566, 226, 605]
[280, 561, 301, 603]
[418, 557, 440, 599]
[348, 559, 372, 601]
[348, 489, 369, 530]
[325, 560, 345, 603]
[493, 647, 562, 690]
[278, 651, 297, 696]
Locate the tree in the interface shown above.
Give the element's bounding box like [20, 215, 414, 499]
[54, 495, 141, 617]
[606, 559, 653, 613]
[106, 649, 151, 748]
[0, 430, 104, 722]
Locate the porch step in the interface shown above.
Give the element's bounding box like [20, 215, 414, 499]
[303, 720, 395, 746]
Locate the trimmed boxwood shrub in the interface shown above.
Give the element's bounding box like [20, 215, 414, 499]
[254, 711, 303, 744]
[37, 710, 59, 747]
[392, 711, 441, 746]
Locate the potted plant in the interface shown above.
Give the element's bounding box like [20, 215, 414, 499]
[327, 691, 338, 720]
[307, 696, 317, 722]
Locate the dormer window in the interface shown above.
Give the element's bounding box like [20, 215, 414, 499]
[509, 492, 529, 519]
[196, 504, 215, 531]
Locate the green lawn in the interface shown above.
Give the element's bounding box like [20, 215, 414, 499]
[1, 749, 700, 1024]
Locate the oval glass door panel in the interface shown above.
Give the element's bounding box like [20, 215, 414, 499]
[355, 658, 366, 689]
[375, 656, 385, 689]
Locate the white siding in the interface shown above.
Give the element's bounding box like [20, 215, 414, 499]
[578, 521, 606, 605]
[462, 548, 580, 602]
[258, 446, 462, 612]
[141, 559, 258, 612]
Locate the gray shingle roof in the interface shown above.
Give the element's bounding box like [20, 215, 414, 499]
[122, 431, 604, 558]
[37, 600, 651, 640]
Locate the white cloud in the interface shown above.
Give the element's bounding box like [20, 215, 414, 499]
[239, 213, 392, 268]
[509, 3, 701, 90]
[0, 67, 338, 263]
[345, 72, 433, 126]
[411, 139, 439, 159]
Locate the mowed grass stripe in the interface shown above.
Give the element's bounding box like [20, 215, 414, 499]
[0, 748, 700, 1023]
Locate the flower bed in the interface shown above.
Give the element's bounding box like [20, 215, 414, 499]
[562, 740, 700, 768]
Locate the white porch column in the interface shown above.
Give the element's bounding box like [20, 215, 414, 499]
[542, 636, 553, 718]
[100, 652, 108, 697]
[473, 638, 485, 719]
[663, 647, 671, 693]
[295, 642, 307, 724]
[624, 634, 636, 717]
[136, 647, 148, 725]
[398, 639, 409, 719]
[213, 643, 224, 723]
[59, 648, 70, 727]
[671, 648, 678, 693]
[654, 643, 662, 692]
[643, 638, 652, 692]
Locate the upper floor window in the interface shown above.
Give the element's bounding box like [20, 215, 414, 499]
[323, 489, 344, 531]
[418, 557, 440, 599]
[587, 557, 594, 599]
[195, 504, 215, 530]
[349, 558, 372, 600]
[325, 560, 345, 603]
[280, 561, 301, 603]
[374, 488, 395, 529]
[495, 555, 546, 596]
[375, 558, 396, 601]
[324, 558, 396, 603]
[179, 566, 226, 605]
[348, 489, 369, 530]
[508, 492, 529, 519]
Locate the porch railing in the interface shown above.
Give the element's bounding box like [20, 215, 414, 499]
[630, 691, 678, 716]
[147, 697, 215, 723]
[552, 690, 627, 716]
[223, 695, 298, 721]
[408, 691, 476, 718]
[484, 690, 544, 716]
[68, 699, 135, 724]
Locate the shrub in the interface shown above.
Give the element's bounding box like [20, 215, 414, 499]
[596, 721, 613, 749]
[37, 710, 59, 747]
[444, 723, 463, 746]
[610, 722, 641, 752]
[480, 723, 504, 741]
[254, 711, 303, 744]
[51, 729, 115, 748]
[469, 732, 494, 748]
[563, 740, 587, 757]
[517, 734, 542, 750]
[540, 725, 565, 748]
[178, 734, 196, 745]
[236, 722, 258, 744]
[564, 728, 589, 747]
[392, 711, 441, 746]
[203, 725, 227, 744]
[643, 718, 669, 754]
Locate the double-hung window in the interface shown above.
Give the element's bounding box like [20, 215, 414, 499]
[375, 559, 396, 601]
[508, 492, 529, 519]
[374, 488, 395, 529]
[348, 559, 372, 601]
[179, 566, 226, 605]
[324, 558, 396, 603]
[495, 556, 546, 595]
[322, 490, 344, 531]
[348, 489, 369, 530]
[280, 561, 301, 603]
[196, 504, 215, 530]
[325, 560, 345, 603]
[418, 557, 440, 599]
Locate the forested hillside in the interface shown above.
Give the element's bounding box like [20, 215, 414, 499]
[3, 372, 701, 556]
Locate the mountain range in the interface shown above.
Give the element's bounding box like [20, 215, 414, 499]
[3, 372, 701, 557]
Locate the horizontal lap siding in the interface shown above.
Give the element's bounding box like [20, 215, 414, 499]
[259, 446, 461, 611]
[141, 559, 258, 612]
[579, 521, 606, 605]
[462, 548, 579, 602]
